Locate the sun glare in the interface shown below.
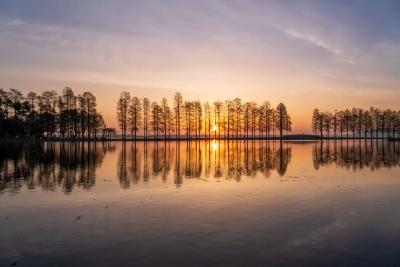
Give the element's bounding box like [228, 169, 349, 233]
[212, 140, 218, 151]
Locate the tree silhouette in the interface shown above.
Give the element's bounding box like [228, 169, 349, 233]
[173, 92, 183, 139]
[233, 98, 243, 138]
[161, 98, 171, 139]
[142, 98, 150, 139]
[117, 91, 130, 139]
[128, 97, 142, 139]
[0, 87, 105, 139]
[79, 92, 97, 137]
[204, 102, 211, 138]
[276, 103, 292, 139]
[151, 102, 162, 138]
[213, 101, 223, 138]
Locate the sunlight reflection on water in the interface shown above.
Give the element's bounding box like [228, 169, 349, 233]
[1, 140, 400, 266]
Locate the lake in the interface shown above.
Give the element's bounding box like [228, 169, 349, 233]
[1, 140, 400, 267]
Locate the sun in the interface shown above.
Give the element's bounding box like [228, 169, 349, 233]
[212, 125, 218, 131]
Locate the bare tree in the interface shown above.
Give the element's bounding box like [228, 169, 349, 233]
[276, 103, 291, 139]
[243, 102, 251, 138]
[233, 98, 242, 138]
[214, 101, 223, 138]
[194, 101, 202, 138]
[173, 92, 183, 139]
[79, 92, 97, 137]
[117, 91, 130, 139]
[204, 102, 211, 138]
[143, 98, 150, 139]
[161, 98, 171, 139]
[151, 102, 162, 138]
[129, 97, 142, 139]
[184, 101, 192, 138]
[225, 100, 233, 139]
[39, 90, 58, 136]
[250, 102, 258, 138]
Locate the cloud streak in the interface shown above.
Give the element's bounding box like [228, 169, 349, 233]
[6, 19, 24, 27]
[283, 29, 359, 66]
[284, 29, 342, 55]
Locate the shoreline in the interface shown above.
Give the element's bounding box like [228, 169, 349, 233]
[0, 135, 398, 143]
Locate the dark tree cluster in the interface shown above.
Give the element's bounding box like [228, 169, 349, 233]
[312, 107, 400, 138]
[0, 87, 106, 139]
[117, 92, 292, 139]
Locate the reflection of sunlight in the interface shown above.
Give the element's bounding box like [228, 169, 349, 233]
[213, 140, 218, 151]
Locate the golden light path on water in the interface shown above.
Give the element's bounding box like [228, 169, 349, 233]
[1, 140, 400, 266]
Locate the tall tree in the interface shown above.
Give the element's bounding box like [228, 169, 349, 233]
[79, 92, 97, 137]
[225, 100, 233, 139]
[250, 102, 258, 138]
[60, 87, 77, 137]
[117, 91, 130, 139]
[204, 102, 211, 138]
[233, 98, 242, 138]
[184, 101, 193, 138]
[129, 97, 142, 139]
[9, 88, 24, 118]
[142, 98, 150, 139]
[243, 102, 251, 138]
[27, 92, 37, 111]
[173, 92, 183, 138]
[214, 101, 223, 138]
[151, 102, 162, 138]
[276, 103, 291, 139]
[39, 90, 58, 136]
[161, 98, 170, 139]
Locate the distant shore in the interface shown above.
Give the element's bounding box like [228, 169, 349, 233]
[1, 134, 398, 144]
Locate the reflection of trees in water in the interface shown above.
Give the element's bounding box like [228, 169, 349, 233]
[313, 140, 400, 170]
[0, 142, 115, 194]
[1, 141, 293, 193]
[118, 142, 176, 188]
[224, 141, 291, 180]
[117, 141, 291, 188]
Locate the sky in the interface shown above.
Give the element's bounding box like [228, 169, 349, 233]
[0, 0, 399, 133]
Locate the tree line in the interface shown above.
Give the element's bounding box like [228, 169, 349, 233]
[0, 87, 105, 139]
[312, 107, 400, 139]
[116, 92, 292, 139]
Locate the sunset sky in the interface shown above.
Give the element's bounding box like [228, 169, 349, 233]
[0, 0, 399, 133]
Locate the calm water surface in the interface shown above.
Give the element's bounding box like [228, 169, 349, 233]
[1, 140, 400, 267]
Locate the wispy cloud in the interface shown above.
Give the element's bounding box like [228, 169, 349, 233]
[283, 29, 358, 65]
[6, 19, 25, 27]
[284, 29, 342, 55]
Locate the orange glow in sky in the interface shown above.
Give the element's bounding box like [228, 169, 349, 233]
[1, 1, 399, 133]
